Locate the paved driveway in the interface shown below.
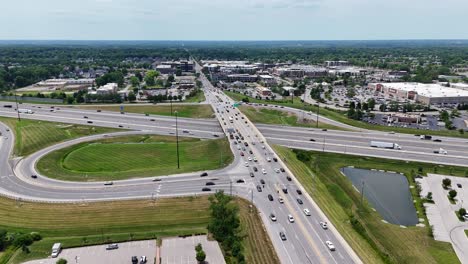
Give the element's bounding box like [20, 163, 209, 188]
[161, 236, 225, 264]
[24, 240, 156, 264]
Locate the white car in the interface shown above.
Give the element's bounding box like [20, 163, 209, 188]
[320, 221, 328, 229]
[303, 209, 311, 216]
[244, 162, 249, 167]
[463, 214, 468, 221]
[253, 157, 257, 162]
[288, 214, 295, 223]
[266, 157, 271, 162]
[275, 168, 280, 173]
[278, 197, 284, 204]
[270, 213, 277, 221]
[248, 156, 252, 161]
[261, 145, 265, 149]
[325, 241, 335, 251]
[262, 169, 267, 174]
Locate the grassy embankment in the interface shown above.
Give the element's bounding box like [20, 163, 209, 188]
[274, 146, 465, 264]
[239, 105, 343, 130]
[0, 117, 119, 156]
[226, 91, 468, 138]
[184, 89, 206, 103]
[74, 104, 214, 118]
[1, 196, 278, 264]
[37, 135, 233, 181]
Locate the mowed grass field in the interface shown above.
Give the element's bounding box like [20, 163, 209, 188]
[239, 105, 343, 130]
[0, 117, 119, 156]
[74, 104, 214, 118]
[37, 135, 233, 181]
[274, 146, 462, 264]
[1, 196, 277, 264]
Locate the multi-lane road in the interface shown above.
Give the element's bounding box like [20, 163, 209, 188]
[1, 76, 468, 263]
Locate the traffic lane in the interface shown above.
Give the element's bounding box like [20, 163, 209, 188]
[258, 125, 468, 152]
[269, 137, 468, 167]
[261, 130, 468, 156]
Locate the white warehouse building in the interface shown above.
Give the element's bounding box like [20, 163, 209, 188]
[368, 82, 468, 105]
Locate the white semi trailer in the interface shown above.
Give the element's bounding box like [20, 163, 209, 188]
[370, 141, 401, 150]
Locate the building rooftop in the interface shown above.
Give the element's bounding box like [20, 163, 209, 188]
[377, 82, 468, 98]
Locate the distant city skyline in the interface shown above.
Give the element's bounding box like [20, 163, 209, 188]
[1, 0, 467, 40]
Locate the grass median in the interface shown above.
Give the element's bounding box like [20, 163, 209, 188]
[1, 196, 277, 264]
[0, 117, 119, 156]
[274, 146, 463, 264]
[226, 91, 468, 138]
[239, 105, 343, 130]
[73, 104, 214, 118]
[37, 135, 233, 181]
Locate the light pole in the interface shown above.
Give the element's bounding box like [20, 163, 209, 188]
[175, 111, 180, 169]
[170, 92, 173, 116]
[14, 93, 21, 121]
[316, 101, 319, 128]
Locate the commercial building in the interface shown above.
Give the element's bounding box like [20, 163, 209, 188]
[256, 86, 272, 97]
[324, 61, 350, 67]
[227, 74, 258, 83]
[273, 65, 328, 78]
[88, 83, 118, 95]
[369, 82, 468, 105]
[258, 75, 277, 86]
[156, 65, 176, 75]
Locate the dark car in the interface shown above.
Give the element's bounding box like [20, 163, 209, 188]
[249, 150, 253, 154]
[260, 179, 265, 184]
[83, 116, 88, 119]
[296, 189, 302, 195]
[104, 181, 113, 186]
[200, 172, 208, 177]
[87, 121, 93, 124]
[249, 172, 254, 177]
[309, 139, 316, 142]
[118, 125, 123, 128]
[457, 183, 462, 188]
[31, 174, 37, 179]
[97, 109, 102, 112]
[152, 178, 162, 182]
[273, 157, 278, 162]
[282, 188, 288, 194]
[257, 185, 262, 192]
[202, 187, 211, 192]
[433, 139, 442, 142]
[132, 256, 138, 264]
[280, 168, 285, 172]
[286, 176, 292, 181]
[322, 129, 328, 131]
[236, 179, 245, 183]
[150, 119, 155, 121]
[297, 198, 303, 205]
[279, 232, 287, 241]
[268, 194, 274, 201]
[253, 167, 258, 172]
[206, 182, 215, 186]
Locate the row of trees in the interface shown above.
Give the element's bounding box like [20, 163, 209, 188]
[207, 191, 245, 264]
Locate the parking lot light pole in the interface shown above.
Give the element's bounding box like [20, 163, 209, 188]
[175, 111, 180, 169]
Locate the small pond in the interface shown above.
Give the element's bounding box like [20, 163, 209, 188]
[342, 167, 418, 226]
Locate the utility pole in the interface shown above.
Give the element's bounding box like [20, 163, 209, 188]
[230, 181, 232, 196]
[360, 180, 365, 209]
[316, 101, 319, 128]
[170, 92, 173, 116]
[175, 111, 180, 169]
[14, 93, 21, 121]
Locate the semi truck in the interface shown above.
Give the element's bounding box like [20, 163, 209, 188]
[420, 135, 432, 140]
[17, 109, 34, 114]
[433, 148, 448, 155]
[370, 141, 401, 150]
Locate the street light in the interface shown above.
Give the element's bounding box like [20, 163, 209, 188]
[14, 93, 21, 121]
[175, 111, 180, 169]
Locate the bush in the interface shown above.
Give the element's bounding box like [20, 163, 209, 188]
[449, 189, 458, 200]
[30, 232, 42, 241]
[442, 178, 451, 189]
[56, 259, 67, 264]
[13, 234, 33, 247]
[459, 208, 466, 217]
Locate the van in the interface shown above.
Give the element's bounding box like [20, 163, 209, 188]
[51, 243, 61, 258]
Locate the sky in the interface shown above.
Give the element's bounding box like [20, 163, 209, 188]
[0, 0, 467, 40]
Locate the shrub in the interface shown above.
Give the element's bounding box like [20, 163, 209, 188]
[56, 259, 67, 264]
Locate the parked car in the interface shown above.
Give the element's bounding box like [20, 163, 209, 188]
[296, 189, 302, 195]
[253, 166, 258, 172]
[131, 256, 138, 264]
[273, 157, 278, 162]
[257, 185, 262, 192]
[268, 194, 274, 201]
[457, 183, 462, 188]
[260, 179, 265, 184]
[140, 256, 147, 263]
[249, 172, 254, 177]
[286, 176, 292, 181]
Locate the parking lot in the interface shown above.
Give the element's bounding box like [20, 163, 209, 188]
[161, 236, 225, 264]
[24, 240, 156, 264]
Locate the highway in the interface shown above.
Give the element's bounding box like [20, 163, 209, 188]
[1, 79, 468, 263]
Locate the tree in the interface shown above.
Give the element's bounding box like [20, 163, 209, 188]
[459, 208, 467, 217]
[56, 259, 67, 264]
[196, 250, 206, 263]
[144, 70, 159, 86]
[367, 98, 376, 110]
[128, 92, 136, 102]
[449, 189, 457, 200]
[442, 178, 451, 189]
[130, 76, 139, 87]
[426, 192, 433, 201]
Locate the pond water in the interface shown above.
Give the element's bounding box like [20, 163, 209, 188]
[342, 167, 418, 226]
